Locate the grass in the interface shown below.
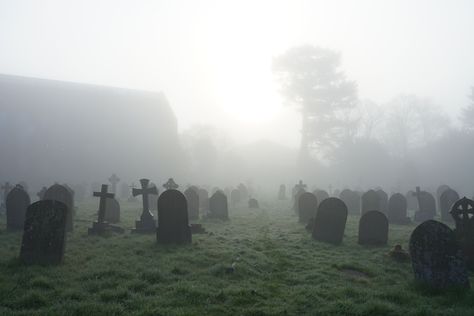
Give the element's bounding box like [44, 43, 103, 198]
[0, 198, 472, 315]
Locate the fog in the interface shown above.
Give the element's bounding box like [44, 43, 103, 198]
[1, 0, 474, 196]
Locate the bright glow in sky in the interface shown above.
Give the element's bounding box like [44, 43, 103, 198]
[1, 0, 473, 147]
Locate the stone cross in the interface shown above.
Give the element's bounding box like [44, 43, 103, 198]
[163, 178, 179, 191]
[133, 179, 158, 214]
[93, 184, 114, 224]
[108, 174, 120, 193]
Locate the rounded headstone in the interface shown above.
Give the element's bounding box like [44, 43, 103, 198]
[184, 187, 199, 220]
[339, 189, 360, 215]
[157, 190, 191, 244]
[44, 184, 74, 231]
[361, 190, 380, 216]
[440, 189, 459, 222]
[358, 210, 388, 245]
[312, 198, 348, 245]
[387, 193, 410, 224]
[298, 192, 318, 224]
[6, 185, 31, 230]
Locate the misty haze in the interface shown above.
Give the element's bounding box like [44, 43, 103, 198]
[1, 1, 474, 315]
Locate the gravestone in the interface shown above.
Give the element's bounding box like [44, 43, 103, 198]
[230, 189, 241, 206]
[198, 188, 209, 214]
[104, 197, 121, 223]
[387, 193, 411, 224]
[88, 184, 124, 235]
[44, 184, 74, 232]
[132, 178, 158, 233]
[376, 189, 388, 214]
[413, 187, 436, 222]
[358, 210, 388, 245]
[157, 189, 192, 244]
[293, 188, 306, 214]
[248, 198, 259, 209]
[238, 183, 249, 200]
[208, 191, 229, 220]
[108, 174, 120, 193]
[361, 190, 380, 216]
[37, 186, 47, 201]
[298, 192, 318, 224]
[437, 184, 451, 213]
[450, 197, 474, 269]
[184, 187, 200, 220]
[312, 198, 348, 245]
[440, 188, 459, 222]
[409, 220, 469, 289]
[313, 190, 329, 205]
[6, 185, 30, 230]
[339, 189, 360, 215]
[278, 184, 286, 200]
[406, 190, 418, 211]
[20, 200, 68, 265]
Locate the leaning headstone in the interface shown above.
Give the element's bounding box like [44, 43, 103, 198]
[375, 189, 388, 214]
[298, 192, 318, 224]
[230, 189, 241, 206]
[157, 190, 192, 244]
[313, 190, 329, 205]
[409, 220, 469, 290]
[208, 191, 229, 220]
[104, 197, 121, 223]
[88, 184, 124, 235]
[6, 185, 30, 230]
[339, 189, 360, 215]
[450, 197, 474, 270]
[132, 179, 158, 233]
[358, 210, 388, 246]
[312, 198, 348, 245]
[361, 190, 380, 216]
[440, 188, 459, 222]
[278, 184, 287, 200]
[387, 193, 411, 224]
[413, 187, 436, 222]
[44, 184, 74, 232]
[248, 198, 259, 209]
[184, 187, 199, 220]
[20, 200, 68, 265]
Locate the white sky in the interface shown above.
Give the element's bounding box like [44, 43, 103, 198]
[1, 0, 473, 147]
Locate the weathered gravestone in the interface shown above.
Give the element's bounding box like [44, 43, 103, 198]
[184, 187, 199, 220]
[413, 187, 436, 222]
[104, 197, 121, 223]
[248, 198, 259, 209]
[278, 184, 286, 200]
[312, 198, 348, 245]
[132, 178, 158, 233]
[409, 220, 470, 289]
[157, 189, 192, 244]
[20, 200, 68, 265]
[208, 191, 229, 220]
[6, 185, 30, 230]
[440, 188, 459, 222]
[358, 210, 388, 246]
[44, 184, 74, 231]
[313, 190, 329, 205]
[376, 189, 388, 214]
[361, 190, 380, 216]
[339, 189, 360, 215]
[108, 173, 120, 193]
[88, 184, 124, 235]
[387, 193, 411, 224]
[450, 197, 474, 270]
[298, 192, 318, 224]
[198, 188, 210, 214]
[437, 184, 451, 213]
[230, 189, 241, 206]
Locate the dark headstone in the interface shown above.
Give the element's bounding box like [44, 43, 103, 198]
[44, 184, 74, 231]
[248, 198, 259, 209]
[387, 193, 411, 224]
[20, 200, 68, 265]
[298, 192, 317, 224]
[132, 178, 158, 233]
[375, 189, 388, 214]
[157, 190, 191, 244]
[6, 185, 30, 230]
[339, 189, 360, 215]
[358, 210, 389, 246]
[104, 198, 121, 223]
[278, 184, 286, 200]
[440, 189, 459, 222]
[184, 187, 199, 220]
[361, 190, 380, 216]
[230, 189, 241, 206]
[88, 184, 124, 235]
[437, 184, 451, 213]
[450, 197, 474, 269]
[413, 187, 436, 222]
[409, 220, 469, 290]
[293, 188, 306, 214]
[208, 191, 229, 220]
[312, 198, 348, 245]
